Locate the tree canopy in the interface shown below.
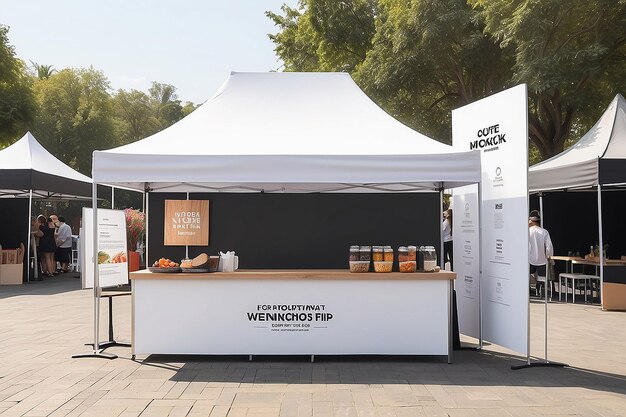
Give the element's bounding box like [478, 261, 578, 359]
[0, 24, 35, 147]
[0, 24, 199, 173]
[268, 0, 626, 161]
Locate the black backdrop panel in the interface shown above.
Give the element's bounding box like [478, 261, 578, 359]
[530, 191, 626, 281]
[0, 199, 29, 249]
[148, 193, 440, 269]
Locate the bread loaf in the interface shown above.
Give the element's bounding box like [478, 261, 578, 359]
[191, 253, 209, 268]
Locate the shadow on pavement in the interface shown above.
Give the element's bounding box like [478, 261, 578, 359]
[0, 272, 82, 299]
[135, 349, 626, 397]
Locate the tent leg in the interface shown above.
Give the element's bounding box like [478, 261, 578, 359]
[26, 189, 33, 283]
[598, 184, 604, 307]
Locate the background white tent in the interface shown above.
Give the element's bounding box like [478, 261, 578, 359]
[529, 94, 626, 192]
[0, 132, 97, 283]
[0, 131, 94, 199]
[93, 72, 481, 192]
[529, 93, 626, 307]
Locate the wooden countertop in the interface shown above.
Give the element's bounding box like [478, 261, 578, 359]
[130, 269, 456, 281]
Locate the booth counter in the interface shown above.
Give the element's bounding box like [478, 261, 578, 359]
[130, 269, 456, 362]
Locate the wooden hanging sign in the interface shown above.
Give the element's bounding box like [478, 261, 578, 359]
[164, 200, 209, 246]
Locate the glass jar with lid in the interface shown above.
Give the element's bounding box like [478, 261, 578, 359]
[423, 246, 437, 271]
[360, 245, 371, 261]
[349, 245, 360, 262]
[408, 245, 417, 261]
[383, 246, 394, 262]
[398, 246, 409, 262]
[372, 246, 384, 262]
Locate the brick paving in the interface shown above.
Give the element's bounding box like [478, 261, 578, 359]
[1, 275, 625, 416]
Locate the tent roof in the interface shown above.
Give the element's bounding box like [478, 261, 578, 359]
[0, 132, 94, 199]
[529, 94, 626, 192]
[93, 72, 480, 193]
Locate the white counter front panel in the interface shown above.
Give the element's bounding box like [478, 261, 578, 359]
[134, 278, 450, 355]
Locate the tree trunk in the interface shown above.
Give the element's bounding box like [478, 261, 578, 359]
[528, 91, 575, 161]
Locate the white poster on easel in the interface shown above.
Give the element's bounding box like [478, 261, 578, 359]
[452, 84, 529, 356]
[81, 207, 129, 289]
[452, 184, 480, 339]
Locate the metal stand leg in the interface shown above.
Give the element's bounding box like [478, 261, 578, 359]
[85, 296, 131, 351]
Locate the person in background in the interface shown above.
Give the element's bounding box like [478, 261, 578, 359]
[443, 208, 453, 270]
[55, 216, 73, 273]
[30, 216, 44, 280]
[38, 216, 57, 277]
[529, 210, 554, 295]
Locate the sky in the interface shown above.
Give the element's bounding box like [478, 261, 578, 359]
[1, 0, 299, 104]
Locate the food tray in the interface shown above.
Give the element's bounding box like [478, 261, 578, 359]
[181, 268, 210, 273]
[148, 266, 182, 273]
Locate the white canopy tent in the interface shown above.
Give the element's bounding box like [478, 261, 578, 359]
[84, 72, 482, 358]
[529, 94, 626, 192]
[0, 131, 94, 200]
[0, 132, 98, 283]
[529, 94, 626, 306]
[92, 72, 481, 192]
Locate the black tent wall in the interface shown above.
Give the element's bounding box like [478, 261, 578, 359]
[148, 192, 440, 270]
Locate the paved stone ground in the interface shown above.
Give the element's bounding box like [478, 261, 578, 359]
[1, 275, 625, 417]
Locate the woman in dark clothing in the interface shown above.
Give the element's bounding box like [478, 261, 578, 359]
[38, 216, 57, 277]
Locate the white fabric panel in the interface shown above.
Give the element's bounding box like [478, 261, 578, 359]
[93, 152, 481, 192]
[528, 159, 598, 192]
[92, 72, 481, 191]
[529, 94, 626, 191]
[0, 132, 92, 184]
[604, 95, 626, 158]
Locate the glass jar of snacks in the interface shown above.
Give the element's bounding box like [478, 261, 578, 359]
[372, 246, 384, 262]
[423, 246, 438, 271]
[349, 261, 370, 273]
[349, 245, 360, 262]
[383, 246, 394, 262]
[398, 246, 409, 262]
[360, 245, 371, 261]
[374, 261, 393, 272]
[408, 245, 417, 261]
[399, 260, 416, 273]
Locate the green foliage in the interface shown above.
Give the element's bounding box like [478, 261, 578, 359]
[475, 0, 626, 159]
[113, 89, 161, 143]
[32, 67, 117, 174]
[0, 25, 35, 147]
[268, 0, 626, 160]
[267, 0, 376, 72]
[30, 61, 56, 79]
[356, 0, 511, 141]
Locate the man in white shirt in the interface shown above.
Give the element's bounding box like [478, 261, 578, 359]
[55, 216, 73, 273]
[529, 210, 553, 294]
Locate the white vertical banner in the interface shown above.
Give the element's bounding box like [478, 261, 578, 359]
[452, 184, 480, 339]
[81, 207, 129, 289]
[452, 84, 529, 356]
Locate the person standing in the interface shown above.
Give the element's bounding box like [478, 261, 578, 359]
[38, 216, 57, 277]
[55, 216, 73, 273]
[529, 210, 554, 294]
[443, 209, 453, 270]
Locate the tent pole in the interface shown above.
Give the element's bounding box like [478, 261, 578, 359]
[145, 187, 150, 269]
[111, 186, 115, 210]
[597, 184, 604, 307]
[477, 182, 483, 350]
[539, 193, 549, 363]
[185, 192, 189, 259]
[72, 181, 116, 359]
[439, 188, 444, 269]
[26, 189, 33, 283]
